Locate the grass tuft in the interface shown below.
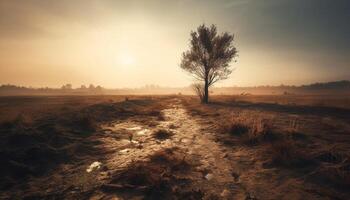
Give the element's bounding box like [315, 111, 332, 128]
[268, 138, 313, 167]
[220, 114, 277, 145]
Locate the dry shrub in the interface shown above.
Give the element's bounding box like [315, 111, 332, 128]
[220, 117, 249, 136]
[153, 129, 173, 140]
[242, 118, 276, 145]
[285, 118, 308, 140]
[268, 139, 312, 167]
[314, 160, 350, 188]
[220, 114, 277, 145]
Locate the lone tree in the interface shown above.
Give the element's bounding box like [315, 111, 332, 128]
[180, 24, 237, 103]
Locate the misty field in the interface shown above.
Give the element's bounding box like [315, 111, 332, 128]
[0, 95, 349, 199]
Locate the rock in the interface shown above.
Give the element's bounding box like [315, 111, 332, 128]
[86, 161, 102, 173]
[205, 173, 214, 180]
[119, 149, 130, 154]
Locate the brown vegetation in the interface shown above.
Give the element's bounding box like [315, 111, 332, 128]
[1, 95, 349, 199]
[102, 148, 194, 199]
[0, 96, 170, 196]
[183, 94, 350, 199]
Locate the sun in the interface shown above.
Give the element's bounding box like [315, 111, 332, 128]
[118, 52, 135, 66]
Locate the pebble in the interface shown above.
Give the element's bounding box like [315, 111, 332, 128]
[86, 161, 102, 173]
[205, 173, 214, 180]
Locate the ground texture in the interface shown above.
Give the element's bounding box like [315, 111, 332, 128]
[1, 96, 349, 199]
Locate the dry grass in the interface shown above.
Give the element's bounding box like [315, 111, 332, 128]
[181, 95, 350, 198]
[267, 138, 313, 167]
[314, 160, 350, 188]
[219, 114, 313, 167]
[224, 113, 350, 187]
[74, 113, 98, 133]
[219, 113, 277, 145]
[0, 113, 34, 133]
[310, 147, 350, 188]
[104, 148, 195, 199]
[0, 95, 171, 193]
[219, 116, 249, 136]
[243, 118, 277, 145]
[207, 94, 350, 109]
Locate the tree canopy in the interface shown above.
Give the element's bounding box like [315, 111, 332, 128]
[181, 24, 237, 103]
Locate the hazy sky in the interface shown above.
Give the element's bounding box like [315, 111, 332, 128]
[0, 0, 349, 88]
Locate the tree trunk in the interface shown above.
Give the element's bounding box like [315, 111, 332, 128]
[203, 78, 209, 104]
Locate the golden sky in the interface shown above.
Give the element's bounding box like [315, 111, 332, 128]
[0, 0, 349, 88]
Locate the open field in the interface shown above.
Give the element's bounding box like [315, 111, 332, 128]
[0, 95, 349, 199]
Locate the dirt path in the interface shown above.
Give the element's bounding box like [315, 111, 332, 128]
[7, 98, 249, 199]
[83, 98, 247, 199]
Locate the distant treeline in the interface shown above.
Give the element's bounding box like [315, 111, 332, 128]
[0, 80, 349, 96]
[214, 80, 350, 95]
[0, 84, 104, 96]
[300, 80, 350, 90]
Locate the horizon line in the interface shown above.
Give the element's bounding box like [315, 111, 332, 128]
[1, 80, 349, 90]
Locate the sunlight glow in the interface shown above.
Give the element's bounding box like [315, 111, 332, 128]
[118, 52, 136, 66]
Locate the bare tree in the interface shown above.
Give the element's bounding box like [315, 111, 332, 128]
[180, 24, 237, 103]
